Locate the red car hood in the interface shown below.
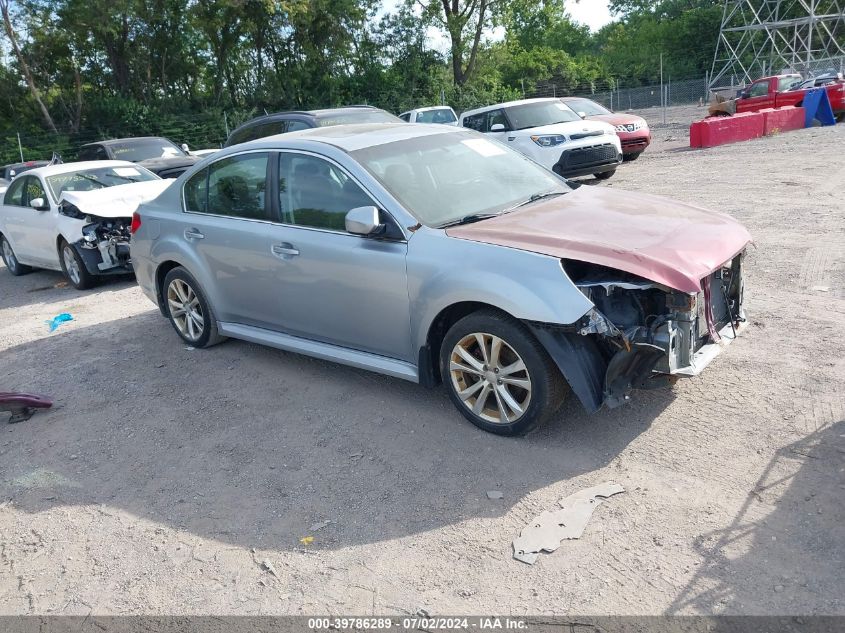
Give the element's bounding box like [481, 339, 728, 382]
[446, 186, 752, 294]
[587, 112, 647, 127]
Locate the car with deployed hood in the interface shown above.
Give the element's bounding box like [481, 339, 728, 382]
[459, 97, 622, 180]
[559, 96, 651, 161]
[130, 123, 751, 436]
[0, 161, 170, 289]
[78, 137, 200, 179]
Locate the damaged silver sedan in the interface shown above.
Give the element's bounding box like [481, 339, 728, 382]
[131, 124, 751, 435]
[0, 161, 170, 289]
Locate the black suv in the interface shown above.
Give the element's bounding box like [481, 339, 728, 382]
[78, 137, 199, 179]
[224, 106, 401, 147]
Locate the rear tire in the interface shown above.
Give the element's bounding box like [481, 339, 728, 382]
[0, 235, 32, 276]
[162, 266, 225, 348]
[59, 240, 96, 290]
[594, 170, 615, 180]
[439, 309, 566, 436]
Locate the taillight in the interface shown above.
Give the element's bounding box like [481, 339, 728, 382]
[130, 212, 142, 234]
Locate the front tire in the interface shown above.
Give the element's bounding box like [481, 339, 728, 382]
[59, 240, 96, 290]
[439, 310, 566, 436]
[623, 152, 641, 162]
[162, 267, 225, 348]
[1, 235, 32, 276]
[594, 170, 616, 180]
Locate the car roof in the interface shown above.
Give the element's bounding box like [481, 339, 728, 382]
[408, 106, 455, 113]
[233, 122, 463, 153]
[240, 106, 385, 123]
[460, 97, 560, 118]
[20, 160, 143, 178]
[3, 160, 49, 170]
[82, 137, 173, 147]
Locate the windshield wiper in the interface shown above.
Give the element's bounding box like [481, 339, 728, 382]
[506, 190, 567, 211]
[438, 213, 501, 228]
[524, 191, 567, 206]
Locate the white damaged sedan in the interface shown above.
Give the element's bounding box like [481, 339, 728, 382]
[0, 161, 171, 289]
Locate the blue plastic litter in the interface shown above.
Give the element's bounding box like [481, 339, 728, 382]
[45, 313, 74, 332]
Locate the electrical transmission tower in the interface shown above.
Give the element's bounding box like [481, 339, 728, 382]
[710, 0, 845, 88]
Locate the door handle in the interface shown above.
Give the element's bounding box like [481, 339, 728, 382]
[272, 243, 299, 257]
[184, 228, 205, 240]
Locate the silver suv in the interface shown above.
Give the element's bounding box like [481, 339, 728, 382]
[130, 124, 751, 435]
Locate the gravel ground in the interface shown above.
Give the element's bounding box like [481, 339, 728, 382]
[0, 114, 843, 616]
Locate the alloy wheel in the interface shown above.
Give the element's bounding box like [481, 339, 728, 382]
[2, 239, 17, 272]
[62, 245, 81, 285]
[167, 278, 205, 341]
[449, 332, 532, 424]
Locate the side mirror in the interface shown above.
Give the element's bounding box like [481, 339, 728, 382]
[345, 206, 385, 236]
[489, 123, 506, 132]
[29, 197, 48, 211]
[180, 143, 190, 153]
[578, 111, 587, 119]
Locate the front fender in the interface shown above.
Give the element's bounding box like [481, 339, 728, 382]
[407, 228, 593, 352]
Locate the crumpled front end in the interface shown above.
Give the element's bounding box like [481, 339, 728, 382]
[528, 252, 747, 412]
[59, 203, 133, 276]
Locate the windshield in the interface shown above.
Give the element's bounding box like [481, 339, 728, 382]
[416, 108, 457, 124]
[562, 98, 611, 116]
[505, 101, 581, 130]
[351, 130, 570, 227]
[316, 110, 401, 127]
[47, 165, 159, 199]
[109, 139, 185, 162]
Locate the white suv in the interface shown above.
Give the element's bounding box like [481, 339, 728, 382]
[459, 98, 622, 180]
[399, 106, 459, 126]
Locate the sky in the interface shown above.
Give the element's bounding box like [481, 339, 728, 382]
[564, 0, 614, 32]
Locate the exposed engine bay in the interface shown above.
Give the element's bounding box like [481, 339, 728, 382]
[530, 253, 746, 412]
[59, 202, 132, 273]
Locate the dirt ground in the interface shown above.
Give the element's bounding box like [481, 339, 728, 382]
[1, 111, 843, 617]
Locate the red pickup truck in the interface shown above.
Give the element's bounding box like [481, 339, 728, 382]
[735, 74, 845, 119]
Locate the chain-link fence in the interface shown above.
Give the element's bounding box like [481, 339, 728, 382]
[0, 111, 232, 167]
[526, 76, 713, 111]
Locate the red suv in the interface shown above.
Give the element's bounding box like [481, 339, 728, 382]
[560, 97, 651, 161]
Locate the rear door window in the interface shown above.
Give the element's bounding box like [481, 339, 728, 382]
[287, 120, 311, 132]
[185, 153, 271, 221]
[3, 177, 26, 206]
[462, 113, 486, 131]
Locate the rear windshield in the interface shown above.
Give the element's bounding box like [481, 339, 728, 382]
[316, 110, 401, 127]
[504, 101, 581, 130]
[108, 139, 186, 162]
[47, 165, 159, 199]
[415, 109, 457, 124]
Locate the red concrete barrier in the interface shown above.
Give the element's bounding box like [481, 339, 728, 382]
[689, 111, 765, 148]
[761, 106, 805, 135]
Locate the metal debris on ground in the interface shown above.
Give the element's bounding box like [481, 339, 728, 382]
[486, 491, 504, 500]
[261, 559, 279, 577]
[45, 313, 74, 332]
[512, 482, 625, 565]
[309, 520, 332, 532]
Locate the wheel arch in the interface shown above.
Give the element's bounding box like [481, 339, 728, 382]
[154, 260, 187, 316]
[420, 301, 521, 387]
